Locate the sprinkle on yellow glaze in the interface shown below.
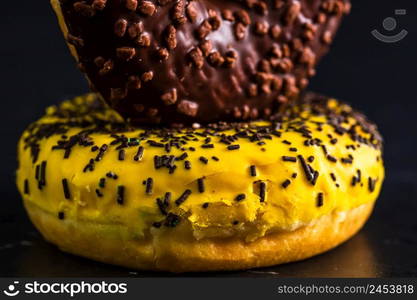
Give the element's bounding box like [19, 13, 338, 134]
[17, 94, 384, 242]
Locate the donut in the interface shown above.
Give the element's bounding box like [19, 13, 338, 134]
[51, 0, 351, 125]
[16, 92, 383, 272]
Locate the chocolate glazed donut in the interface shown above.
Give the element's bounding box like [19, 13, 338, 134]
[52, 0, 351, 125]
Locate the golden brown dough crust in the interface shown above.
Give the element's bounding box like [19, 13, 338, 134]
[25, 200, 374, 272]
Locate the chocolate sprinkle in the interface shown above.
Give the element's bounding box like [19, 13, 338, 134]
[62, 178, 71, 199]
[298, 155, 313, 182]
[282, 156, 297, 162]
[368, 177, 376, 192]
[282, 179, 291, 188]
[259, 181, 266, 202]
[95, 144, 108, 161]
[184, 160, 191, 170]
[99, 177, 106, 188]
[106, 171, 118, 179]
[39, 160, 47, 189]
[176, 152, 188, 161]
[164, 213, 181, 227]
[118, 149, 125, 161]
[175, 189, 192, 206]
[317, 192, 324, 207]
[199, 156, 208, 164]
[227, 145, 240, 150]
[58, 211, 65, 220]
[95, 189, 103, 197]
[145, 177, 153, 195]
[134, 146, 144, 161]
[156, 197, 168, 215]
[152, 222, 162, 228]
[117, 185, 125, 205]
[147, 140, 164, 147]
[326, 155, 337, 163]
[235, 194, 246, 202]
[341, 157, 353, 164]
[250, 165, 257, 177]
[197, 177, 205, 193]
[35, 165, 40, 182]
[24, 179, 30, 195]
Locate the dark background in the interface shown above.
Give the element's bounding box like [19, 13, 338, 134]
[0, 1, 416, 277]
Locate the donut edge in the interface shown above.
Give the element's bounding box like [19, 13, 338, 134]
[24, 199, 375, 273]
[51, 0, 79, 61]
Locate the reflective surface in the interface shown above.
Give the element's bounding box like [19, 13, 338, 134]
[1, 173, 416, 277]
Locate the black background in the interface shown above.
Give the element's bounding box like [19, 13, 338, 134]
[0, 1, 416, 277]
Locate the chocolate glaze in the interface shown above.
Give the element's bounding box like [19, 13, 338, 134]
[57, 0, 350, 125]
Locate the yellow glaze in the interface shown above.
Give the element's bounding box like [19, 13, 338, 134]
[17, 94, 384, 242]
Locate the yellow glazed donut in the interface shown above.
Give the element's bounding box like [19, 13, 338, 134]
[16, 93, 384, 272]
